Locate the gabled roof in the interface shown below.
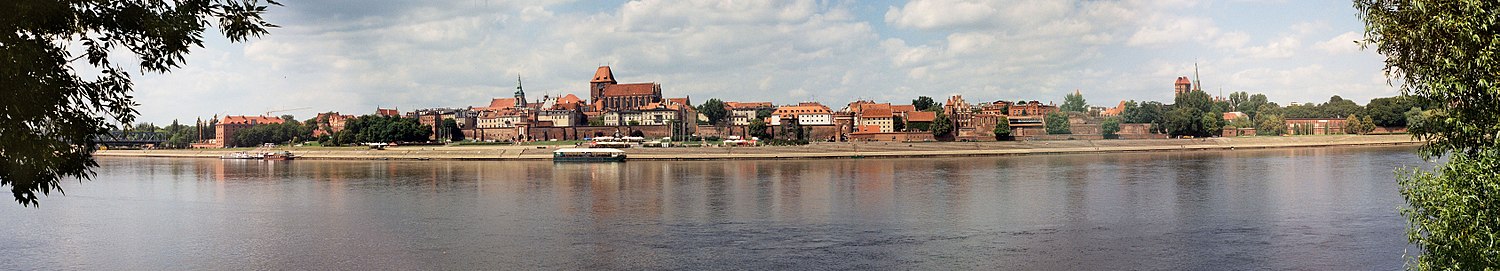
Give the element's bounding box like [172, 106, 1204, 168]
[221, 115, 286, 125]
[906, 111, 936, 122]
[862, 108, 893, 118]
[376, 108, 400, 117]
[601, 83, 658, 97]
[486, 98, 517, 110]
[892, 104, 917, 113]
[591, 66, 617, 84]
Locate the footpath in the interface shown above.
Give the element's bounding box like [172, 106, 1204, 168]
[96, 134, 1421, 161]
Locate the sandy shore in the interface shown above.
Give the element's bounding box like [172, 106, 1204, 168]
[95, 134, 1421, 161]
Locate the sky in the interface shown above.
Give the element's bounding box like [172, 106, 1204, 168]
[128, 0, 1397, 124]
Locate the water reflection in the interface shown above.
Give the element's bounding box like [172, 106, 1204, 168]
[0, 146, 1425, 270]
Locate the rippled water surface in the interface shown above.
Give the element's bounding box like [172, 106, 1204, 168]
[0, 146, 1426, 270]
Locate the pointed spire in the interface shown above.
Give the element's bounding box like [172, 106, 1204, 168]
[514, 74, 527, 107]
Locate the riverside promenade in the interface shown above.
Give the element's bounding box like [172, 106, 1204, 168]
[96, 134, 1421, 161]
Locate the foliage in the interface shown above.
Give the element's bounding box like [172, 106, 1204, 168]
[1165, 107, 1208, 137]
[930, 111, 953, 137]
[627, 120, 640, 126]
[892, 115, 906, 132]
[1044, 112, 1071, 134]
[748, 119, 770, 139]
[912, 96, 937, 112]
[589, 118, 605, 126]
[696, 99, 729, 125]
[993, 116, 1011, 140]
[1227, 116, 1254, 131]
[1358, 1, 1500, 267]
[0, 0, 278, 205]
[1365, 95, 1427, 127]
[1061, 91, 1088, 112]
[1342, 114, 1377, 135]
[1100, 117, 1120, 139]
[908, 120, 930, 132]
[630, 130, 645, 137]
[1256, 114, 1286, 136]
[231, 118, 312, 147]
[1230, 92, 1270, 119]
[761, 139, 809, 146]
[328, 115, 431, 145]
[441, 118, 464, 141]
[755, 108, 774, 120]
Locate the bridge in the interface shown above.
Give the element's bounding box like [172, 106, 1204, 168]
[96, 131, 168, 147]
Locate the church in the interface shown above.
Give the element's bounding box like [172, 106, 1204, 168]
[589, 66, 663, 111]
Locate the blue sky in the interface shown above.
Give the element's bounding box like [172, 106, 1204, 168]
[129, 0, 1395, 123]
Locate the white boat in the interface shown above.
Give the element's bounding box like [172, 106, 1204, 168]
[553, 148, 626, 162]
[220, 151, 262, 159]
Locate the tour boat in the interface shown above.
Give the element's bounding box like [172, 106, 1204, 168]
[262, 151, 297, 161]
[553, 148, 626, 162]
[220, 151, 261, 160]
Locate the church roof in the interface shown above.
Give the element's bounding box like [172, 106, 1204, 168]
[601, 83, 658, 97]
[591, 66, 617, 84]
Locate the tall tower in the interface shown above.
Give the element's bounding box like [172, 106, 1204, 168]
[514, 75, 527, 108]
[589, 66, 617, 105]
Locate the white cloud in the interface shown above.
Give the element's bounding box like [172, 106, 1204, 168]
[1313, 31, 1363, 54]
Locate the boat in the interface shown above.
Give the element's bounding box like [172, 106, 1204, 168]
[220, 151, 262, 159]
[553, 148, 626, 162]
[262, 151, 297, 161]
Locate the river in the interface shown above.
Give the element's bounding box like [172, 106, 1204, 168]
[0, 145, 1426, 270]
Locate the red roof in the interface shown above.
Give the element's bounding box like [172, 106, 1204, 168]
[892, 105, 917, 113]
[667, 97, 690, 106]
[726, 101, 774, 109]
[1175, 76, 1192, 85]
[601, 83, 658, 97]
[221, 115, 286, 125]
[376, 108, 399, 117]
[906, 111, 936, 122]
[862, 108, 893, 118]
[557, 94, 583, 104]
[486, 98, 517, 110]
[591, 66, 617, 83]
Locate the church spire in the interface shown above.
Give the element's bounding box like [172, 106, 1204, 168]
[514, 74, 527, 107]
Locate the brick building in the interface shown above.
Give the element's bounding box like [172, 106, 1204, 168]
[210, 115, 285, 148]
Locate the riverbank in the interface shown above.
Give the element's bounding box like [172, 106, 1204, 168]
[96, 134, 1421, 161]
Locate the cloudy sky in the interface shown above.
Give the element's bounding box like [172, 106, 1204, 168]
[131, 0, 1395, 123]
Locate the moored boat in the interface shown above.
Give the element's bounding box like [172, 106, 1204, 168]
[262, 151, 297, 161]
[220, 151, 261, 159]
[553, 148, 626, 162]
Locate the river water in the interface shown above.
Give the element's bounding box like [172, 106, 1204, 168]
[0, 146, 1426, 270]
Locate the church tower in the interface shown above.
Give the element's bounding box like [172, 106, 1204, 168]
[590, 66, 617, 105]
[514, 75, 527, 108]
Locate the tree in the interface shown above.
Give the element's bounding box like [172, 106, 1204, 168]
[747, 119, 770, 139]
[993, 116, 1012, 140]
[697, 99, 729, 125]
[1061, 91, 1088, 112]
[930, 111, 953, 138]
[1361, 115, 1377, 134]
[892, 115, 906, 132]
[1320, 95, 1364, 118]
[1044, 112, 1071, 134]
[1365, 96, 1423, 127]
[1165, 107, 1208, 137]
[1, 0, 278, 206]
[1100, 117, 1120, 139]
[441, 118, 463, 141]
[1344, 114, 1364, 135]
[1358, 0, 1500, 268]
[1256, 114, 1286, 136]
[912, 96, 937, 111]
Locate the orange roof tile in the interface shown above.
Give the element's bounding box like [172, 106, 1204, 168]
[591, 66, 617, 83]
[892, 105, 917, 113]
[601, 83, 658, 97]
[862, 108, 893, 118]
[221, 115, 286, 125]
[906, 111, 936, 122]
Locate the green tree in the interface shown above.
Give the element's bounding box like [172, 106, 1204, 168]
[912, 96, 937, 111]
[892, 115, 906, 132]
[930, 111, 953, 138]
[441, 118, 463, 141]
[696, 99, 729, 125]
[993, 116, 1012, 140]
[747, 119, 770, 139]
[1365, 96, 1424, 127]
[1358, 0, 1500, 268]
[1061, 91, 1088, 112]
[1, 0, 278, 205]
[1044, 112, 1071, 134]
[1361, 115, 1377, 134]
[1256, 114, 1286, 136]
[1165, 107, 1208, 137]
[1344, 114, 1364, 135]
[1100, 117, 1120, 139]
[1320, 95, 1364, 118]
